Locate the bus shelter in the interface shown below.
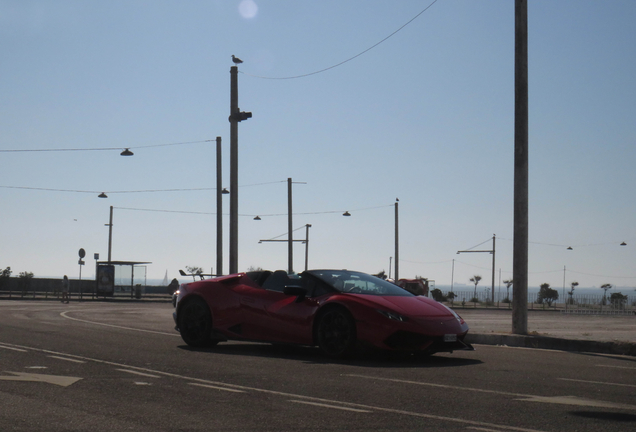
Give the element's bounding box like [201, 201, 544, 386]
[96, 261, 151, 298]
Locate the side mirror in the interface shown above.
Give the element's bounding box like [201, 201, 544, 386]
[283, 285, 307, 303]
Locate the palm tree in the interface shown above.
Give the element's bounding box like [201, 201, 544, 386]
[601, 283, 613, 304]
[568, 281, 579, 304]
[470, 275, 482, 300]
[503, 279, 513, 301]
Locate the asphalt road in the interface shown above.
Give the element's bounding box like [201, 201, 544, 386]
[1, 301, 635, 431]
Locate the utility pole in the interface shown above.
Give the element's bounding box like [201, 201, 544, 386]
[228, 65, 251, 274]
[457, 234, 496, 302]
[107, 206, 113, 263]
[216, 136, 223, 276]
[491, 234, 496, 303]
[513, 0, 529, 334]
[304, 224, 312, 271]
[288, 178, 293, 274]
[394, 199, 399, 281]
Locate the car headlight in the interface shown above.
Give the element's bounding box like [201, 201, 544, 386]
[376, 309, 409, 322]
[440, 303, 465, 324]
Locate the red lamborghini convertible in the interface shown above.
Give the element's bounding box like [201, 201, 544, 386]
[173, 269, 473, 357]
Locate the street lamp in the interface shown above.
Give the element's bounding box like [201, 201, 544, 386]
[259, 223, 312, 271]
[394, 198, 399, 281]
[457, 234, 496, 303]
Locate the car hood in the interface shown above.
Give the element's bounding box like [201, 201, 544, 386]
[355, 294, 454, 318]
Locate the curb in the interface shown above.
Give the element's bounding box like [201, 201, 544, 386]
[466, 333, 636, 357]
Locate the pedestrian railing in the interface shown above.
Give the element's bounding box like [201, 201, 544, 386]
[435, 290, 636, 314]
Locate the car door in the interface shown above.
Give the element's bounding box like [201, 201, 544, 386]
[237, 271, 319, 344]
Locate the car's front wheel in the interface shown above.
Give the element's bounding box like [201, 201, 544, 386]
[316, 307, 356, 358]
[177, 297, 217, 347]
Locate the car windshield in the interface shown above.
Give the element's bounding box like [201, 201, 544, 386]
[305, 270, 413, 296]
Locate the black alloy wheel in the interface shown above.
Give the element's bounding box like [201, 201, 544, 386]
[177, 298, 217, 347]
[316, 307, 357, 358]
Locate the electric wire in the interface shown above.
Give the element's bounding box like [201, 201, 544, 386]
[262, 225, 310, 241]
[0, 180, 286, 195]
[239, 0, 439, 80]
[0, 139, 213, 153]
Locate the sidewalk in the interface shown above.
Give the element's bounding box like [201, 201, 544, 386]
[459, 308, 636, 356]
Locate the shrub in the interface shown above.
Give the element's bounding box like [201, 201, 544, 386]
[431, 288, 447, 302]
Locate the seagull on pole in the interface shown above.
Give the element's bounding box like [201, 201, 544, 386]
[231, 55, 243, 65]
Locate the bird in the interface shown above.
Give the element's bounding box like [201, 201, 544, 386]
[231, 55, 243, 65]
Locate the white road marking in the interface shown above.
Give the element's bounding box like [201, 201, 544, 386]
[515, 395, 636, 411]
[346, 374, 523, 397]
[596, 364, 636, 370]
[116, 369, 161, 378]
[60, 311, 179, 336]
[467, 427, 512, 432]
[48, 355, 86, 363]
[558, 378, 636, 389]
[0, 344, 28, 352]
[190, 383, 246, 393]
[0, 341, 550, 432]
[347, 374, 636, 411]
[25, 366, 47, 369]
[0, 371, 82, 387]
[289, 400, 372, 413]
[134, 382, 152, 386]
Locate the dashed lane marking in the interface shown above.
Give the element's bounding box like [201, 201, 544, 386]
[116, 369, 161, 379]
[596, 364, 636, 370]
[558, 377, 636, 389]
[189, 383, 246, 393]
[289, 400, 372, 413]
[48, 355, 86, 363]
[0, 344, 28, 352]
[346, 374, 636, 411]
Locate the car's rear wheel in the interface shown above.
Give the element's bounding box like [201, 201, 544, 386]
[316, 307, 356, 358]
[177, 297, 218, 347]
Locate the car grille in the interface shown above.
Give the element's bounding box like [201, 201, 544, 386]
[384, 331, 472, 353]
[384, 331, 434, 350]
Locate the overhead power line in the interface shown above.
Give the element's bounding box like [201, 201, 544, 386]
[240, 0, 439, 80]
[0, 139, 213, 153]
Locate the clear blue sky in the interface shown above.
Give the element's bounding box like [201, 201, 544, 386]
[1, 1, 635, 292]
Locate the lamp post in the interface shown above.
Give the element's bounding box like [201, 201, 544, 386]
[259, 223, 311, 271]
[228, 64, 252, 274]
[286, 178, 306, 274]
[394, 199, 399, 281]
[216, 136, 224, 276]
[304, 224, 312, 271]
[105, 206, 113, 263]
[457, 234, 496, 303]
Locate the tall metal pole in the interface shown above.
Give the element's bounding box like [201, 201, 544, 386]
[304, 224, 311, 271]
[287, 178, 293, 274]
[394, 199, 399, 281]
[491, 234, 496, 303]
[216, 136, 223, 276]
[229, 66, 239, 274]
[107, 206, 113, 263]
[512, 0, 529, 334]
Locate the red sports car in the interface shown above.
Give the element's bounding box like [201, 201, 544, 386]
[173, 269, 473, 357]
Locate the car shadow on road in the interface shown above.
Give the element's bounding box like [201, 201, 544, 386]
[177, 342, 482, 368]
